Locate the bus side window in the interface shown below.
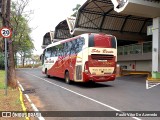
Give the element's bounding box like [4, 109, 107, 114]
[51, 47, 56, 57]
[75, 37, 85, 53]
[70, 40, 76, 55]
[65, 42, 72, 56]
[55, 47, 58, 57]
[61, 43, 64, 56]
[63, 43, 67, 56]
[58, 44, 63, 56]
[75, 39, 79, 53]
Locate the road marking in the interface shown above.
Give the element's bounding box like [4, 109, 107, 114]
[18, 87, 29, 120]
[25, 72, 141, 120]
[146, 80, 160, 89]
[18, 81, 45, 120]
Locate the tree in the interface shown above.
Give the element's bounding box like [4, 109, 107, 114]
[1, 0, 33, 88]
[0, 19, 3, 52]
[1, 0, 18, 88]
[11, 12, 34, 67]
[17, 37, 34, 67]
[71, 4, 81, 17]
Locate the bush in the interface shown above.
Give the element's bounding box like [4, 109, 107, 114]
[17, 63, 41, 68]
[0, 52, 4, 70]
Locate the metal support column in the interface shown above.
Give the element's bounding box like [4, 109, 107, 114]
[152, 17, 160, 79]
[5, 38, 8, 95]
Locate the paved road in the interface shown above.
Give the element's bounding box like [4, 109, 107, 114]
[16, 68, 160, 120]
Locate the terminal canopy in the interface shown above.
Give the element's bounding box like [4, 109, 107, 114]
[54, 0, 152, 41]
[54, 20, 72, 40]
[111, 0, 160, 18]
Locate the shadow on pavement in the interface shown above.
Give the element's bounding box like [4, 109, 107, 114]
[46, 76, 113, 89]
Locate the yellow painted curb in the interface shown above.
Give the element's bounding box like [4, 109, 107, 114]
[18, 87, 30, 120]
[147, 77, 160, 82]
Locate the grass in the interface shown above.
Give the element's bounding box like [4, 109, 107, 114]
[0, 70, 25, 120]
[0, 70, 5, 89]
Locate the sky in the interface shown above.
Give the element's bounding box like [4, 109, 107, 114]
[26, 0, 87, 55]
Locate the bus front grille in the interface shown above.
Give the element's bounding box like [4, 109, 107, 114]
[76, 65, 82, 80]
[91, 54, 114, 60]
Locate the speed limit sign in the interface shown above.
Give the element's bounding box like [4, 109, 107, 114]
[0, 27, 12, 38]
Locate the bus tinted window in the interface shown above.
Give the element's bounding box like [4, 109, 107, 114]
[76, 37, 85, 53]
[89, 34, 94, 47]
[111, 37, 116, 48]
[66, 42, 72, 55]
[89, 34, 116, 48]
[46, 37, 85, 58]
[70, 40, 76, 54]
[51, 47, 56, 57]
[70, 37, 85, 54]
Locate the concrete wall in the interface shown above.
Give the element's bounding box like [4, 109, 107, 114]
[118, 60, 152, 71]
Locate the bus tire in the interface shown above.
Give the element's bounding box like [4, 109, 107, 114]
[45, 69, 50, 78]
[65, 71, 71, 84]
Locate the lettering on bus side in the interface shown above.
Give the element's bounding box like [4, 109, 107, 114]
[103, 49, 113, 53]
[91, 49, 100, 53]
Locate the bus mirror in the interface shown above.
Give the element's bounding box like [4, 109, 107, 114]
[40, 54, 42, 60]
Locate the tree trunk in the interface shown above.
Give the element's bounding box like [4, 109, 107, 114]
[5, 0, 17, 88]
[22, 57, 25, 67]
[8, 42, 17, 88]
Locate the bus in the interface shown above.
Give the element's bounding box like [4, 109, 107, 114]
[41, 33, 117, 84]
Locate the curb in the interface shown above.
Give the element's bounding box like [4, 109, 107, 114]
[18, 87, 30, 120]
[18, 81, 45, 120]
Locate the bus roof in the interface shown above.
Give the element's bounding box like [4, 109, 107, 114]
[45, 34, 82, 49]
[44, 33, 115, 50]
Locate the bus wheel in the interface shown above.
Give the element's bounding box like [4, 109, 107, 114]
[45, 69, 50, 78]
[65, 71, 71, 84]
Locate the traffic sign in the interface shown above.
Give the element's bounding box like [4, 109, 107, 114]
[0, 27, 12, 38]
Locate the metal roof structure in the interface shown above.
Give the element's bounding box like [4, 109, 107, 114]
[54, 20, 72, 40]
[54, 0, 155, 41]
[112, 0, 160, 17]
[73, 0, 152, 40]
[145, 0, 160, 2]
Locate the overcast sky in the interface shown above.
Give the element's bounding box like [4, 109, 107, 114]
[27, 0, 86, 55]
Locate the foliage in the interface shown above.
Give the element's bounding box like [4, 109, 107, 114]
[18, 63, 41, 68]
[10, 0, 35, 66]
[0, 53, 4, 70]
[71, 4, 81, 17]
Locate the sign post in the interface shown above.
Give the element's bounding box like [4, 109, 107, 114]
[0, 27, 12, 96]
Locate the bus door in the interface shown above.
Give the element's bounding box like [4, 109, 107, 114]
[74, 51, 83, 81]
[74, 37, 85, 81]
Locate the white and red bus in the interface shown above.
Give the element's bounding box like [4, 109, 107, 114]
[41, 33, 117, 84]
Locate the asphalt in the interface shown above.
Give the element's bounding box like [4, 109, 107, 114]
[16, 68, 160, 120]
